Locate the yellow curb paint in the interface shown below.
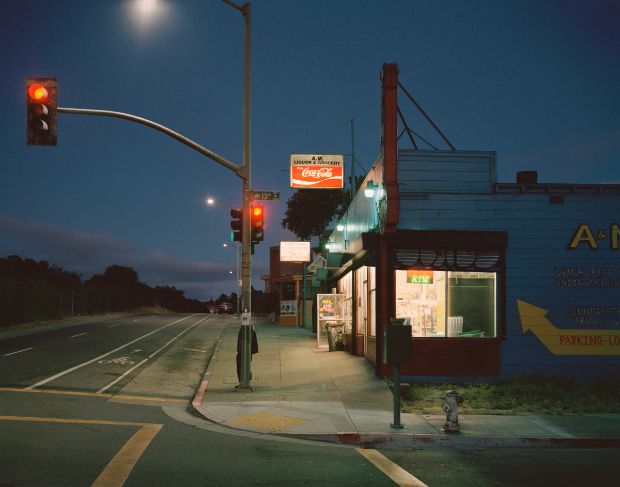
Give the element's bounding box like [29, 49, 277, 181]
[0, 416, 163, 487]
[356, 448, 429, 487]
[0, 387, 186, 404]
[91, 424, 162, 487]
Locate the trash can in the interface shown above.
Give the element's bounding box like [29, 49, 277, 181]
[325, 321, 344, 351]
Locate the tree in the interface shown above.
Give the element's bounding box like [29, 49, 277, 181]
[281, 189, 346, 240]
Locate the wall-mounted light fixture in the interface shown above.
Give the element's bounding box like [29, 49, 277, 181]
[336, 223, 345, 231]
[364, 180, 376, 198]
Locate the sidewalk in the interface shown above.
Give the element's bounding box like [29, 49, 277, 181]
[191, 318, 620, 449]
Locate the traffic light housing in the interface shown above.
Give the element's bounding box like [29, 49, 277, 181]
[251, 205, 264, 244]
[26, 77, 57, 146]
[230, 208, 243, 242]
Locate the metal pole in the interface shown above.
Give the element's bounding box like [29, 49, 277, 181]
[302, 262, 307, 328]
[391, 364, 403, 428]
[221, 0, 252, 389]
[239, 2, 253, 389]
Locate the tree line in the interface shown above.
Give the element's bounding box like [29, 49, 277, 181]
[0, 255, 209, 327]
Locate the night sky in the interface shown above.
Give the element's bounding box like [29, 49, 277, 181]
[1, 0, 618, 300]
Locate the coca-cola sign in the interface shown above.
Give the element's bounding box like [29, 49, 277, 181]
[290, 154, 344, 189]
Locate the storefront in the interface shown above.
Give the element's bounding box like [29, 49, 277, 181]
[323, 64, 620, 380]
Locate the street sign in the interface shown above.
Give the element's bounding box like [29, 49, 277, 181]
[241, 312, 251, 326]
[251, 190, 280, 201]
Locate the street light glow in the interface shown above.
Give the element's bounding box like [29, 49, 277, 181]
[206, 197, 215, 206]
[128, 0, 171, 36]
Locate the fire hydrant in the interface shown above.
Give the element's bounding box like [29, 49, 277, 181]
[442, 390, 464, 432]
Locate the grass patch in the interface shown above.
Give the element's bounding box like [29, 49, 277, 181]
[395, 375, 620, 415]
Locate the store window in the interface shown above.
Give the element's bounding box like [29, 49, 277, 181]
[395, 270, 497, 338]
[337, 273, 353, 334]
[369, 267, 376, 337]
[356, 266, 368, 336]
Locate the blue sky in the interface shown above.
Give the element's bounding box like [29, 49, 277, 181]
[1, 0, 618, 300]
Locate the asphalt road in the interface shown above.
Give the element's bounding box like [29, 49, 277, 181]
[1, 313, 618, 486]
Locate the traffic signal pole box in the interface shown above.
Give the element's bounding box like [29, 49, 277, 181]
[26, 78, 57, 146]
[383, 318, 412, 428]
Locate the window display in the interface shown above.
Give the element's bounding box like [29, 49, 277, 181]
[395, 270, 496, 337]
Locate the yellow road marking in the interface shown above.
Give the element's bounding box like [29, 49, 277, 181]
[91, 423, 162, 487]
[0, 387, 186, 404]
[0, 416, 163, 487]
[356, 448, 429, 487]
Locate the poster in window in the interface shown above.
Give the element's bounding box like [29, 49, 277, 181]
[318, 295, 337, 319]
[280, 300, 297, 316]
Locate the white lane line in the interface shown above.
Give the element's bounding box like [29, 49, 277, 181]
[108, 324, 121, 328]
[71, 332, 87, 338]
[25, 314, 199, 390]
[4, 347, 34, 357]
[356, 448, 429, 487]
[97, 316, 208, 394]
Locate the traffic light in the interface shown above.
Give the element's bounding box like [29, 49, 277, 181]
[230, 208, 243, 242]
[251, 205, 264, 244]
[26, 77, 57, 146]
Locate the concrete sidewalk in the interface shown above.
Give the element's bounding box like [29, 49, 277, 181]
[191, 318, 620, 449]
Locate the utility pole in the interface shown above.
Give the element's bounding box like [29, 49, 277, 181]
[224, 0, 253, 389]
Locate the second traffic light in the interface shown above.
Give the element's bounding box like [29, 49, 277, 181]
[230, 208, 243, 242]
[26, 77, 57, 146]
[251, 205, 264, 244]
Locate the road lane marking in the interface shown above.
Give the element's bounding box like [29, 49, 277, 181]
[0, 387, 186, 403]
[25, 314, 199, 390]
[3, 347, 34, 357]
[71, 332, 88, 338]
[96, 315, 209, 394]
[98, 357, 135, 365]
[0, 416, 162, 487]
[91, 423, 162, 487]
[356, 448, 429, 487]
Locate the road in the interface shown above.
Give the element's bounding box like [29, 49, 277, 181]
[1, 313, 617, 486]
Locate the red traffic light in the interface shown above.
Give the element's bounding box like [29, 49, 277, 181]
[26, 77, 57, 146]
[251, 205, 265, 244]
[28, 83, 49, 102]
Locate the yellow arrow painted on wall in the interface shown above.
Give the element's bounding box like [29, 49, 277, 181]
[517, 299, 620, 356]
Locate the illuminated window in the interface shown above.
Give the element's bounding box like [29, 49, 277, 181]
[395, 270, 497, 338]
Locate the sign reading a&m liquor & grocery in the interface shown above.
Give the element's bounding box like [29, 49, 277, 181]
[290, 154, 344, 189]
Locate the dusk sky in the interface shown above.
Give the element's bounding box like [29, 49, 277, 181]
[1, 0, 618, 300]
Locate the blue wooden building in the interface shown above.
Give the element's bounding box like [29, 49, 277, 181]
[323, 64, 620, 380]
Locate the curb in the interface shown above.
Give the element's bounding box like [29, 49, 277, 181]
[280, 432, 620, 449]
[188, 334, 224, 419]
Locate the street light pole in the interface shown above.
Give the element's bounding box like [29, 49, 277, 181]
[52, 1, 255, 389]
[223, 0, 253, 389]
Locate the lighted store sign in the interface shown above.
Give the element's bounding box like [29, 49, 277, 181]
[290, 154, 344, 189]
[407, 270, 433, 284]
